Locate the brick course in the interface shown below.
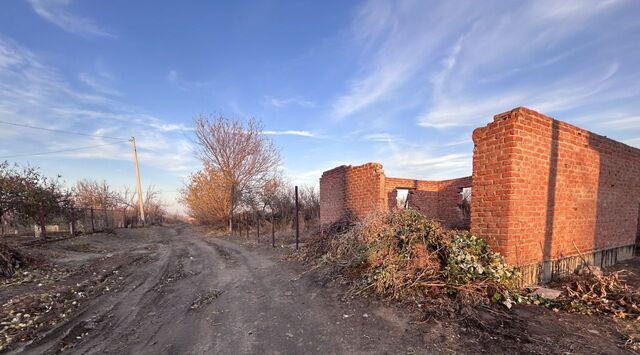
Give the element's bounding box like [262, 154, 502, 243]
[471, 107, 640, 269]
[319, 107, 640, 282]
[319, 163, 386, 225]
[320, 165, 471, 228]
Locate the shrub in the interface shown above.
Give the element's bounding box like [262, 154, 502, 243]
[302, 209, 520, 308]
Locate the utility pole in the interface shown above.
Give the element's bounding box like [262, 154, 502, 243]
[295, 185, 299, 250]
[130, 137, 146, 225]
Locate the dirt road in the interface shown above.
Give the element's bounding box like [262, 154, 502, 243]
[3, 225, 637, 354]
[5, 226, 431, 354]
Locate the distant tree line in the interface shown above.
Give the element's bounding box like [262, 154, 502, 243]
[0, 161, 167, 238]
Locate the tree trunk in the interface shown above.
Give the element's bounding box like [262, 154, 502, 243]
[228, 184, 235, 235]
[38, 203, 47, 239]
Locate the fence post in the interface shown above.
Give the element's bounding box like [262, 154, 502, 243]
[38, 202, 47, 239]
[295, 185, 299, 250]
[90, 207, 95, 233]
[256, 212, 260, 243]
[70, 207, 76, 236]
[271, 213, 275, 248]
[245, 212, 249, 238]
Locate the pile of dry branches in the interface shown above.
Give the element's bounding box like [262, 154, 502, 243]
[298, 209, 520, 309]
[551, 270, 640, 319]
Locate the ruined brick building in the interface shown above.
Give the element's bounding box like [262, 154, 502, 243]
[319, 107, 640, 284]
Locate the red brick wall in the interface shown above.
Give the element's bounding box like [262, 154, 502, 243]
[471, 107, 640, 266]
[320, 165, 471, 228]
[437, 177, 473, 229]
[384, 177, 472, 228]
[319, 166, 348, 226]
[320, 163, 385, 226]
[384, 177, 440, 217]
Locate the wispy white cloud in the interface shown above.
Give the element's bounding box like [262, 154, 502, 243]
[419, 62, 626, 128]
[332, 1, 474, 119]
[166, 69, 214, 92]
[361, 132, 396, 143]
[269, 97, 315, 108]
[27, 0, 115, 38]
[78, 72, 121, 96]
[334, 0, 637, 132]
[148, 122, 193, 132]
[416, 0, 633, 128]
[263, 130, 316, 137]
[384, 147, 472, 180]
[0, 36, 196, 175]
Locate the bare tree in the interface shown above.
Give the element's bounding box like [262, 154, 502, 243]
[193, 115, 280, 232]
[142, 185, 166, 224]
[75, 180, 119, 210]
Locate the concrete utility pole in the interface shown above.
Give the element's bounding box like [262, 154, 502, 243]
[130, 137, 146, 225]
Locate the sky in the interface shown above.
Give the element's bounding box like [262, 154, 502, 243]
[1, 0, 639, 214]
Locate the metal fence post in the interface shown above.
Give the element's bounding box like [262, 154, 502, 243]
[90, 207, 95, 233]
[245, 212, 249, 238]
[271, 213, 275, 248]
[256, 212, 260, 243]
[70, 207, 76, 235]
[295, 185, 299, 250]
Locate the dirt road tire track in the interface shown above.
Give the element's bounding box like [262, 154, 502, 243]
[9, 226, 426, 354]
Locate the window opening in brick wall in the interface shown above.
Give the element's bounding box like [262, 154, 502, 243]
[396, 188, 410, 209]
[458, 187, 472, 220]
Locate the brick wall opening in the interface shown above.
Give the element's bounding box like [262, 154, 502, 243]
[459, 187, 471, 224]
[320, 107, 640, 284]
[320, 166, 472, 229]
[395, 188, 410, 209]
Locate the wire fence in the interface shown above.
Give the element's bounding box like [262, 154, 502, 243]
[0, 207, 151, 238]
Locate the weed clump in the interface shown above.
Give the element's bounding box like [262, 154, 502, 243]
[0, 243, 28, 278]
[301, 209, 519, 308]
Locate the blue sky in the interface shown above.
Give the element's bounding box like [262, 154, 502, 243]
[1, 0, 639, 213]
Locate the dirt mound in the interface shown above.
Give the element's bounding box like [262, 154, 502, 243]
[297, 209, 520, 311]
[0, 243, 29, 278]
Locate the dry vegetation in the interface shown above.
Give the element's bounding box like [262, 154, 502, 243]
[298, 208, 640, 330]
[1, 161, 167, 241]
[298, 209, 520, 312]
[181, 115, 319, 233]
[544, 270, 640, 319]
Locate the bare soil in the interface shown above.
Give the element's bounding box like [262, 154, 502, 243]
[0, 225, 638, 354]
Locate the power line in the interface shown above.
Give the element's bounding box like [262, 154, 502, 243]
[0, 142, 126, 159]
[0, 120, 129, 141]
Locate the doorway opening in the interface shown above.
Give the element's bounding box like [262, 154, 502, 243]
[396, 188, 410, 209]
